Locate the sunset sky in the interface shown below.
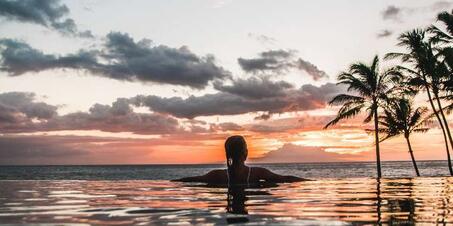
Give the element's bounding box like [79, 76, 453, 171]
[0, 0, 452, 164]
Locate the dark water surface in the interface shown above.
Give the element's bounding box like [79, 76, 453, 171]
[0, 161, 451, 180]
[1, 161, 453, 225]
[0, 178, 452, 225]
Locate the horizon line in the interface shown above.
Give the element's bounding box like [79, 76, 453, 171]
[0, 159, 449, 167]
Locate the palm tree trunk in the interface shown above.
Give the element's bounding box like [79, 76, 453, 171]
[433, 92, 453, 171]
[373, 106, 382, 178]
[426, 87, 453, 175]
[405, 136, 420, 177]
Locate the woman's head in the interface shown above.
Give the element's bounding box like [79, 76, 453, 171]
[225, 135, 248, 166]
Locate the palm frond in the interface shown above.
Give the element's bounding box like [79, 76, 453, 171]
[329, 94, 365, 105]
[324, 104, 364, 128]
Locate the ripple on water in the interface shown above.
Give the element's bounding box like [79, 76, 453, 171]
[0, 178, 452, 225]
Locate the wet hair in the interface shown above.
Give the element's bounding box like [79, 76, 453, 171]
[225, 135, 248, 184]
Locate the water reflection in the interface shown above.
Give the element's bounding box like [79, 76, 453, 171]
[226, 186, 249, 224]
[0, 178, 452, 225]
[227, 186, 248, 215]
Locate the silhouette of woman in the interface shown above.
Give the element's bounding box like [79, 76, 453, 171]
[174, 135, 308, 184]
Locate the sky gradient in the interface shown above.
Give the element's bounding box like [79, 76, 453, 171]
[0, 0, 452, 164]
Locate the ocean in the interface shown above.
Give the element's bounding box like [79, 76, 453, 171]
[0, 160, 451, 180]
[1, 161, 453, 225]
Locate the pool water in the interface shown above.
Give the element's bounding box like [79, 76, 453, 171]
[0, 178, 452, 225]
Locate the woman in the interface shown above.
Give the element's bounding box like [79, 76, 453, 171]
[174, 135, 308, 184]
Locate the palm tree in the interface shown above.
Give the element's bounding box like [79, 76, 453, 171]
[428, 10, 453, 45]
[431, 10, 453, 130]
[385, 29, 453, 175]
[378, 99, 429, 176]
[324, 55, 401, 178]
[429, 10, 453, 89]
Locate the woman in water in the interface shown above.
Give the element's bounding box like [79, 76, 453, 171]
[174, 135, 308, 184]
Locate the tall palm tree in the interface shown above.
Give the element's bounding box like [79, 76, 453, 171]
[385, 29, 453, 175]
[428, 10, 453, 45]
[378, 99, 429, 176]
[325, 55, 401, 178]
[431, 10, 453, 133]
[429, 10, 453, 89]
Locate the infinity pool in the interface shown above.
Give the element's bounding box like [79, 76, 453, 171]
[0, 178, 452, 225]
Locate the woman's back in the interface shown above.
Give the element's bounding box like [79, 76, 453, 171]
[173, 136, 308, 184]
[174, 166, 307, 184]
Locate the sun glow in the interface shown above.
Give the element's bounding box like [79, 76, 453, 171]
[291, 129, 374, 154]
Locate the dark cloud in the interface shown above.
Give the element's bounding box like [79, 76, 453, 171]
[49, 99, 182, 134]
[382, 5, 401, 21]
[0, 92, 57, 125]
[0, 80, 344, 133]
[0, 32, 231, 88]
[0, 0, 93, 38]
[295, 59, 329, 81]
[0, 92, 183, 135]
[237, 49, 328, 80]
[131, 83, 344, 119]
[0, 39, 99, 76]
[213, 77, 293, 99]
[237, 49, 295, 74]
[252, 143, 359, 163]
[254, 112, 271, 120]
[98, 32, 230, 88]
[376, 29, 393, 38]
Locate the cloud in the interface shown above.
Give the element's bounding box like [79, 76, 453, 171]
[295, 58, 329, 81]
[376, 29, 393, 38]
[0, 32, 231, 88]
[0, 135, 89, 164]
[0, 84, 343, 134]
[50, 99, 183, 134]
[0, 92, 183, 135]
[131, 82, 344, 118]
[247, 33, 276, 45]
[0, 0, 93, 38]
[210, 122, 244, 131]
[0, 92, 57, 124]
[252, 143, 361, 163]
[213, 77, 293, 99]
[381, 1, 453, 22]
[0, 132, 233, 165]
[245, 114, 330, 134]
[254, 112, 271, 120]
[382, 5, 402, 21]
[0, 39, 99, 76]
[237, 49, 329, 80]
[248, 124, 297, 133]
[238, 49, 294, 74]
[0, 135, 173, 165]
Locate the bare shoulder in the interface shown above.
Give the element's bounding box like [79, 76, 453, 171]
[250, 166, 310, 182]
[206, 169, 227, 177]
[251, 167, 272, 173]
[203, 169, 227, 183]
[250, 167, 274, 177]
[172, 169, 226, 183]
